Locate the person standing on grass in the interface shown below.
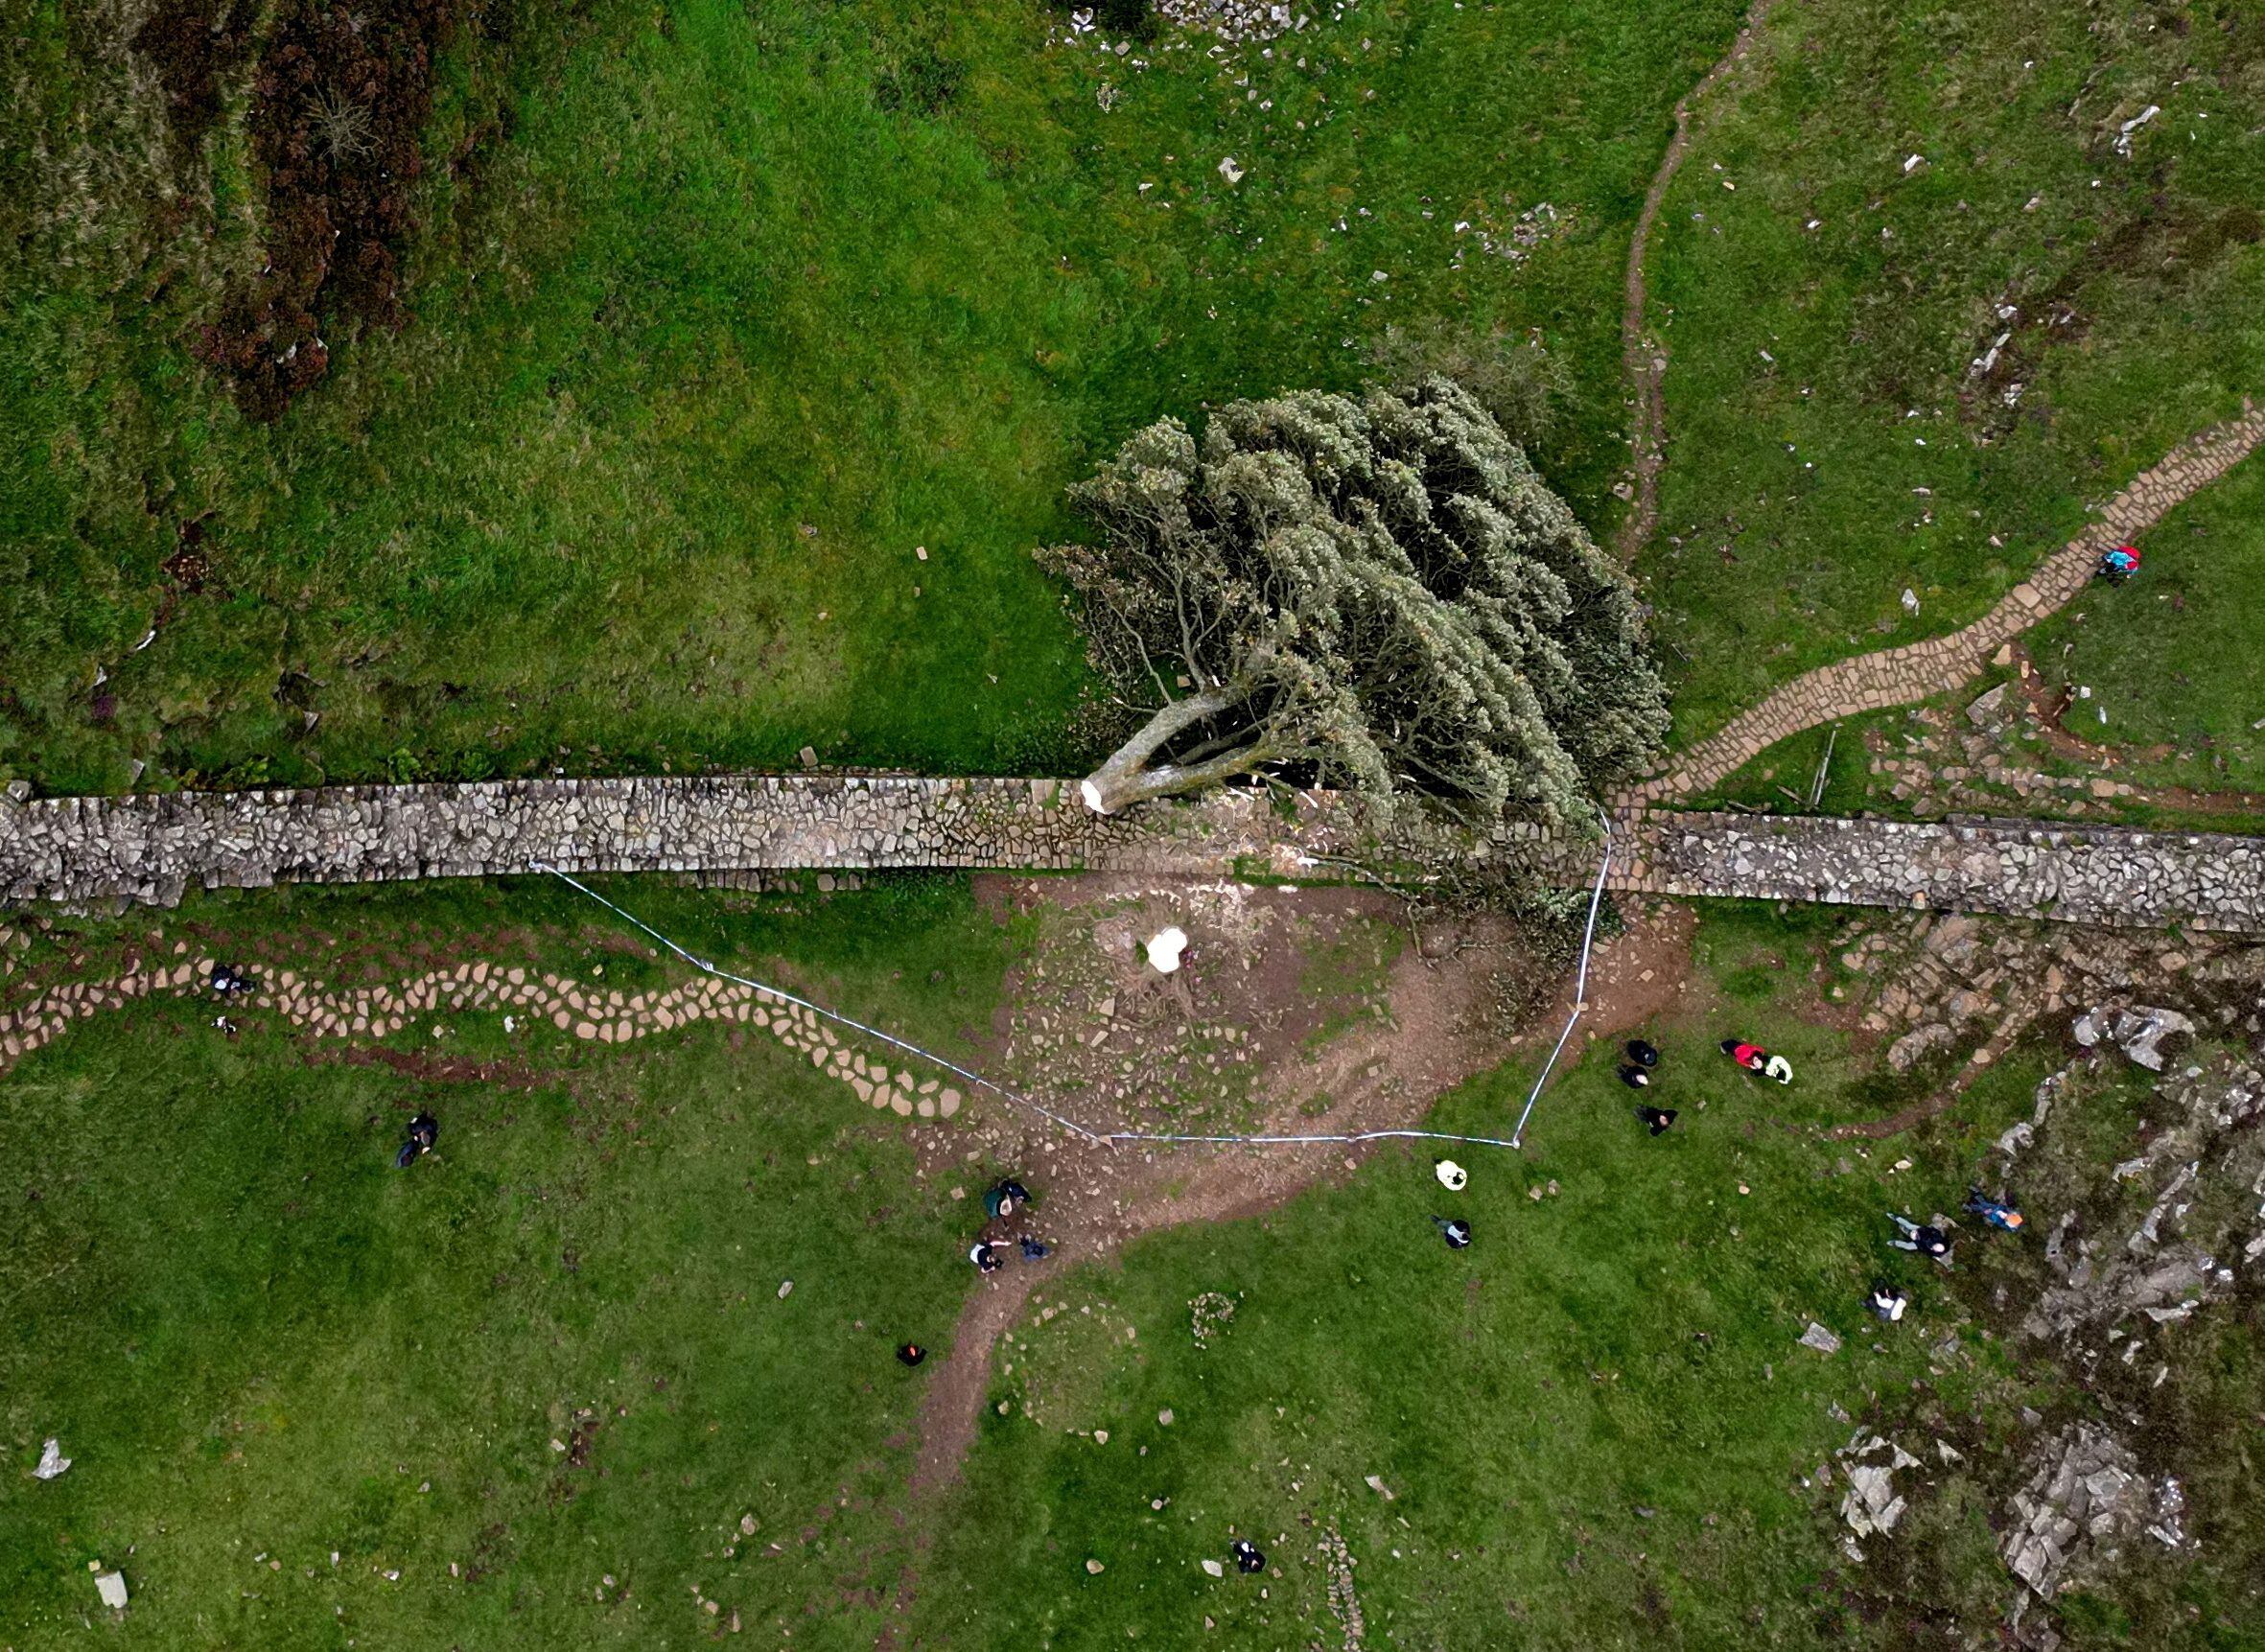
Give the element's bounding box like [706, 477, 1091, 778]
[1635, 1105, 1678, 1136]
[1720, 1038, 1768, 1073]
[1625, 1039, 1661, 1069]
[1887, 1212, 1952, 1263]
[394, 1110, 438, 1168]
[1867, 1282, 1909, 1323]
[1619, 1063, 1652, 1089]
[1433, 1216, 1473, 1249]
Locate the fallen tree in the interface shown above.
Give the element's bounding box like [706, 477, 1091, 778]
[1042, 379, 1667, 823]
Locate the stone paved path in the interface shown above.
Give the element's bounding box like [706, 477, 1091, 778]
[0, 940, 969, 1108]
[1623, 403, 2265, 803]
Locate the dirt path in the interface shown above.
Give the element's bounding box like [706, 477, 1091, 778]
[2004, 640, 2265, 819]
[1615, 0, 1779, 562]
[901, 894, 1697, 1501]
[1623, 404, 2265, 804]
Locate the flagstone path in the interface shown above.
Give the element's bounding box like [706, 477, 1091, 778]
[1620, 403, 2265, 805]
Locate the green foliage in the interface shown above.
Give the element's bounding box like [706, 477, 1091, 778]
[1046, 380, 1668, 821]
[1365, 315, 1572, 449]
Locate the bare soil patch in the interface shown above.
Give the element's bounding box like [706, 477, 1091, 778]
[903, 882, 1699, 1501]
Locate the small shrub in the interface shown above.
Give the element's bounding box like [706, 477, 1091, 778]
[874, 46, 967, 117]
[1363, 319, 1571, 451]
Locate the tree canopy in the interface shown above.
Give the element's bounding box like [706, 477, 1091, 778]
[1042, 378, 1668, 824]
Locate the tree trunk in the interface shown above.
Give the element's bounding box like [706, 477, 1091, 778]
[1079, 684, 1266, 814]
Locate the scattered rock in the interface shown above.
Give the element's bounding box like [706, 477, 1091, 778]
[1799, 1321, 1843, 1354]
[1887, 1022, 1956, 1073]
[33, 1438, 70, 1480]
[1086, 1558, 1106, 1574]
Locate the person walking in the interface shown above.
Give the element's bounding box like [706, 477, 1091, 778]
[1432, 1216, 1472, 1249]
[1231, 1539, 1266, 1574]
[1886, 1212, 1952, 1262]
[969, 1243, 1002, 1274]
[2096, 545, 2141, 585]
[1625, 1039, 1661, 1069]
[1634, 1105, 1678, 1136]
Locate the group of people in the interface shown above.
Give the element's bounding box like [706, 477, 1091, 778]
[967, 1177, 1052, 1274]
[1868, 1188, 2024, 1320]
[1610, 1033, 1794, 1139]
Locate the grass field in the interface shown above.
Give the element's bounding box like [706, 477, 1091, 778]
[1, 0, 1741, 795]
[0, 874, 1019, 1646]
[7, 881, 2259, 1645]
[1641, 0, 2265, 752]
[2026, 452, 2265, 796]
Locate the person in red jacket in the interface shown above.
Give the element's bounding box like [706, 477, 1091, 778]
[1720, 1038, 1767, 1072]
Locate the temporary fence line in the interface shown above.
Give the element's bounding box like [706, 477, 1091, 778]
[532, 833, 1614, 1154]
[1508, 816, 1615, 1149]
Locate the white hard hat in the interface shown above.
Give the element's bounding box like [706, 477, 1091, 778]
[1435, 1159, 1468, 1191]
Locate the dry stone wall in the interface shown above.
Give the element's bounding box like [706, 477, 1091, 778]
[4, 775, 2263, 932]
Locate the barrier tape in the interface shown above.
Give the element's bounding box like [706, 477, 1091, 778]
[532, 829, 1612, 1154]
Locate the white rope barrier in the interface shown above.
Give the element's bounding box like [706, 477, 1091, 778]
[532, 832, 1613, 1154]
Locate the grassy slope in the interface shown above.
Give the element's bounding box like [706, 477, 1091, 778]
[1642, 0, 2265, 752]
[8, 880, 2260, 1645]
[2026, 451, 2265, 795]
[0, 875, 1016, 1648]
[918, 904, 2030, 1648]
[0, 0, 1740, 794]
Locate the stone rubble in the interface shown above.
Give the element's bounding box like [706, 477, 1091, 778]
[2020, 1057, 2264, 1344]
[0, 942, 966, 1118]
[1836, 1430, 1924, 1539]
[2001, 1425, 2184, 1599]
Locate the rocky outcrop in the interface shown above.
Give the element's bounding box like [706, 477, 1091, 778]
[2001, 1425, 2184, 1599]
[2020, 1060, 2264, 1344]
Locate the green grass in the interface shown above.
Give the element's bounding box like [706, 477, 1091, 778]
[7, 879, 2260, 1644]
[919, 902, 2021, 1648]
[1, 1003, 960, 1645]
[2026, 452, 2265, 797]
[1642, 0, 2265, 752]
[1, 0, 1743, 794]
